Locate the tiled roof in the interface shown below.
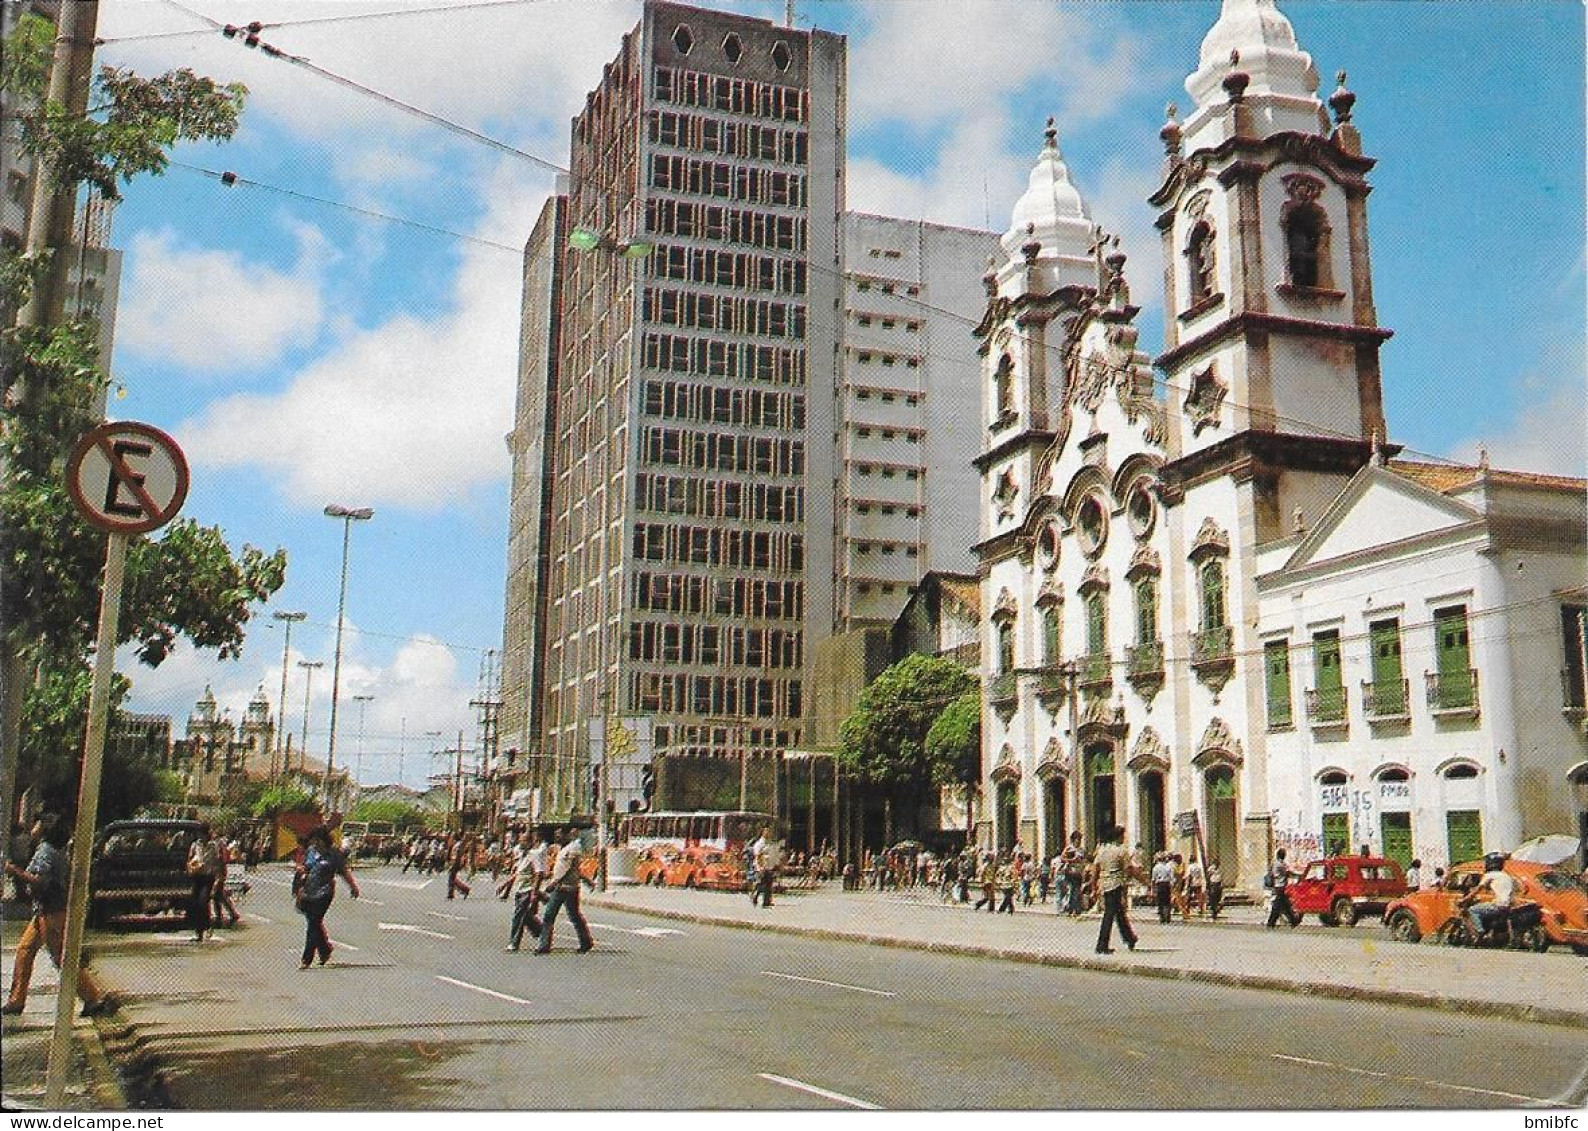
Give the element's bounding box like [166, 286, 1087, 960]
[1389, 460, 1586, 495]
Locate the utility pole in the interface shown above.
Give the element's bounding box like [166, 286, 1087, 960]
[297, 660, 323, 780]
[271, 611, 306, 778]
[0, 0, 102, 850]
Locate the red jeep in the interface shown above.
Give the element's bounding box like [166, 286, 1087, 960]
[1288, 855, 1409, 927]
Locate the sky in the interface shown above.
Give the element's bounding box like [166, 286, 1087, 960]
[80, 0, 1585, 790]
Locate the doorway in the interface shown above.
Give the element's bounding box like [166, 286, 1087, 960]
[996, 781, 1018, 853]
[1087, 746, 1116, 845]
[1380, 811, 1412, 868]
[1204, 766, 1238, 883]
[1043, 778, 1066, 861]
[1138, 771, 1166, 856]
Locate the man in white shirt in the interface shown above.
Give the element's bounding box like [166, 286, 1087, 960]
[505, 830, 548, 952]
[1465, 854, 1517, 938]
[750, 828, 780, 908]
[533, 830, 595, 954]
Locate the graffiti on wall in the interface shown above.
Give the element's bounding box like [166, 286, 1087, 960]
[1274, 825, 1322, 864]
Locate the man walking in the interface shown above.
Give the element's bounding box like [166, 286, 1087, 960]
[186, 823, 221, 942]
[750, 827, 779, 908]
[504, 830, 548, 952]
[1093, 825, 1142, 955]
[534, 830, 595, 954]
[1151, 852, 1174, 924]
[1266, 848, 1302, 928]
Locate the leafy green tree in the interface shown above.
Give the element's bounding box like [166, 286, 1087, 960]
[836, 653, 974, 844]
[924, 687, 983, 835]
[349, 799, 431, 831]
[251, 783, 319, 820]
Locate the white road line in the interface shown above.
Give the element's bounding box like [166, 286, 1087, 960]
[1270, 1054, 1550, 1104]
[757, 1073, 881, 1110]
[245, 913, 274, 924]
[370, 878, 435, 891]
[426, 910, 469, 922]
[326, 938, 360, 951]
[377, 922, 454, 940]
[435, 975, 532, 1006]
[759, 970, 896, 997]
[358, 897, 385, 906]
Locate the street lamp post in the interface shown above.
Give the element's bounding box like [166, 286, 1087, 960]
[296, 660, 324, 777]
[271, 610, 306, 779]
[352, 694, 374, 791]
[322, 504, 374, 812]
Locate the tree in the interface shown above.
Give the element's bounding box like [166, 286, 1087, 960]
[349, 799, 431, 831]
[835, 653, 974, 845]
[250, 783, 319, 820]
[924, 688, 983, 836]
[1, 11, 265, 829]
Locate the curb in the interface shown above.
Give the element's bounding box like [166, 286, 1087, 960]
[587, 896, 1588, 1031]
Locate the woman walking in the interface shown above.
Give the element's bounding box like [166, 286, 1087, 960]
[293, 826, 359, 969]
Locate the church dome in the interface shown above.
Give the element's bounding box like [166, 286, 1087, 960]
[1001, 119, 1094, 261]
[1184, 0, 1323, 133]
[1198, 0, 1301, 71]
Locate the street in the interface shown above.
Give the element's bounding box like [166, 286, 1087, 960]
[23, 864, 1583, 1111]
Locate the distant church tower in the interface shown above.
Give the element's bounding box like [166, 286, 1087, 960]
[1150, 0, 1393, 880]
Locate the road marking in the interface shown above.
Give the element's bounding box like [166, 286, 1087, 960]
[377, 922, 454, 940]
[327, 938, 360, 951]
[153, 932, 227, 944]
[245, 913, 274, 924]
[435, 975, 531, 1006]
[426, 910, 469, 922]
[358, 897, 385, 906]
[757, 1073, 881, 1110]
[587, 922, 685, 938]
[1270, 1055, 1550, 1104]
[371, 878, 435, 891]
[759, 971, 895, 997]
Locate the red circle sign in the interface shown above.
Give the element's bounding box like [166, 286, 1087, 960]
[66, 422, 190, 535]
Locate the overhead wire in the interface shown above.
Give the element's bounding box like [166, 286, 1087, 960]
[100, 0, 554, 44]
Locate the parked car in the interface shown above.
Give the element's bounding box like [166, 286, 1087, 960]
[634, 848, 682, 886]
[88, 818, 205, 926]
[1383, 858, 1588, 954]
[1288, 855, 1409, 926]
[660, 847, 746, 892]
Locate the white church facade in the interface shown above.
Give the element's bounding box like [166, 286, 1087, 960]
[974, 0, 1588, 889]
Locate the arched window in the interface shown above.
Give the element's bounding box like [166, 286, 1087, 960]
[1186, 221, 1216, 304]
[994, 353, 1015, 419]
[1283, 204, 1329, 289]
[1200, 560, 1227, 631]
[1134, 577, 1157, 646]
[1042, 605, 1062, 665]
[996, 620, 1015, 675]
[1085, 591, 1108, 657]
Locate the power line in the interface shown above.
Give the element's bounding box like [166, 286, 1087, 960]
[101, 0, 549, 44]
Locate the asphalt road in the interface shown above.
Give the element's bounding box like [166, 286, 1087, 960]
[112, 864, 1588, 1111]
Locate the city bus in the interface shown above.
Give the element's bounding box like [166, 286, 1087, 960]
[616, 810, 771, 889]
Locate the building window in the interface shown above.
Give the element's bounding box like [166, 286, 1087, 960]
[1283, 204, 1330, 289]
[1265, 640, 1293, 728]
[1431, 605, 1475, 710]
[1186, 221, 1216, 303]
[1134, 578, 1157, 646]
[1041, 606, 1061, 665]
[997, 620, 1014, 675]
[1311, 629, 1344, 722]
[770, 41, 791, 72]
[722, 33, 743, 64]
[1076, 495, 1107, 556]
[672, 24, 694, 53]
[1084, 591, 1107, 657]
[1562, 605, 1587, 712]
[1199, 560, 1226, 631]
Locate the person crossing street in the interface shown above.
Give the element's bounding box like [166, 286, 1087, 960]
[1093, 825, 1143, 955]
[504, 830, 549, 952]
[1265, 848, 1302, 929]
[534, 830, 595, 955]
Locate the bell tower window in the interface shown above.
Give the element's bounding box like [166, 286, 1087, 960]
[1186, 222, 1217, 304]
[993, 353, 1015, 421]
[1285, 205, 1326, 287]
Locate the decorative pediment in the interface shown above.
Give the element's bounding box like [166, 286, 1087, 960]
[1071, 354, 1111, 414]
[1126, 726, 1171, 774]
[1076, 698, 1128, 740]
[990, 744, 1022, 784]
[1035, 737, 1071, 781]
[1281, 172, 1326, 206]
[1125, 545, 1161, 580]
[992, 470, 1019, 521]
[1035, 579, 1064, 608]
[1193, 716, 1244, 769]
[990, 587, 1018, 623]
[1189, 516, 1231, 561]
[1184, 190, 1212, 222]
[1077, 564, 1110, 596]
[1183, 365, 1226, 435]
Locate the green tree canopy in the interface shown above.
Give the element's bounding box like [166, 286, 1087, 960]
[349, 799, 432, 831]
[251, 783, 319, 820]
[836, 653, 975, 789]
[924, 687, 982, 789]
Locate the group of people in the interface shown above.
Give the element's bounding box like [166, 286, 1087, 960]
[494, 827, 597, 954]
[1148, 850, 1225, 923]
[184, 823, 244, 942]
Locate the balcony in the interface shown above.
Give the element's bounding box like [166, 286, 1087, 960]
[1125, 640, 1165, 697]
[1305, 686, 1348, 730]
[1035, 664, 1067, 701]
[1074, 652, 1113, 696]
[989, 671, 1017, 709]
[1425, 668, 1480, 719]
[1361, 678, 1411, 724]
[1563, 669, 1588, 735]
[1189, 623, 1235, 692]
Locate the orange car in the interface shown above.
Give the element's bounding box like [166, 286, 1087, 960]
[633, 848, 681, 886]
[661, 847, 747, 892]
[1383, 859, 1588, 954]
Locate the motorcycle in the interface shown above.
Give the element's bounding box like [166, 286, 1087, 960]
[1440, 899, 1548, 952]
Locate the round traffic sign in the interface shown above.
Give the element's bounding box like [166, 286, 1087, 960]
[66, 421, 190, 535]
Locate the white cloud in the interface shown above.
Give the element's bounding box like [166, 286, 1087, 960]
[117, 225, 331, 373]
[174, 159, 547, 509]
[1445, 339, 1587, 478]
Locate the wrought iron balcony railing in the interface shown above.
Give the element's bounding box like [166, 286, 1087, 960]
[1361, 677, 1410, 722]
[1425, 668, 1479, 717]
[1305, 686, 1348, 726]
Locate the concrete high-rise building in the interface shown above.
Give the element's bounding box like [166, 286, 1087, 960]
[835, 214, 998, 629]
[500, 2, 847, 817]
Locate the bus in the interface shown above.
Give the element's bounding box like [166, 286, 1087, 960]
[616, 810, 772, 889]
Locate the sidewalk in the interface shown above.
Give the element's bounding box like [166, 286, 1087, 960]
[587, 882, 1588, 1029]
[0, 911, 131, 1111]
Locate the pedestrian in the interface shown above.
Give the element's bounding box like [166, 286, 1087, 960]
[1151, 853, 1174, 923]
[1405, 858, 1423, 890]
[997, 858, 1018, 914]
[1205, 858, 1224, 920]
[534, 830, 595, 954]
[1265, 847, 1302, 929]
[186, 822, 221, 942]
[974, 856, 997, 912]
[2, 815, 119, 1018]
[751, 827, 780, 908]
[292, 825, 359, 969]
[1093, 825, 1142, 955]
[1184, 855, 1206, 918]
[210, 832, 241, 928]
[1061, 832, 1086, 916]
[504, 831, 548, 952]
[447, 836, 473, 900]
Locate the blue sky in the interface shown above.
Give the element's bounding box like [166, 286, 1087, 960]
[89, 0, 1584, 788]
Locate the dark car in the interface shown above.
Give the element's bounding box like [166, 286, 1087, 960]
[1288, 855, 1409, 926]
[89, 818, 204, 926]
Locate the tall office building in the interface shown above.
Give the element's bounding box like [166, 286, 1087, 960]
[501, 2, 847, 816]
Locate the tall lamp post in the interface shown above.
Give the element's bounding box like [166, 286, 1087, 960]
[296, 660, 324, 777]
[271, 610, 306, 778]
[322, 504, 374, 812]
[352, 694, 374, 793]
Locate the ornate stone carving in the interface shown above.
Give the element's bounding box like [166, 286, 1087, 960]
[1184, 190, 1212, 222]
[1071, 353, 1110, 414]
[1077, 697, 1129, 739]
[1078, 564, 1110, 594]
[1035, 579, 1064, 607]
[1282, 172, 1325, 204]
[1194, 717, 1245, 768]
[1184, 365, 1226, 435]
[1036, 737, 1071, 780]
[990, 744, 1022, 783]
[1127, 727, 1171, 774]
[1189, 516, 1231, 560]
[992, 470, 1018, 521]
[1125, 545, 1161, 579]
[991, 587, 1018, 623]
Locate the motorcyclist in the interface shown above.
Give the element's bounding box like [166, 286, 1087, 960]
[1462, 853, 1516, 940]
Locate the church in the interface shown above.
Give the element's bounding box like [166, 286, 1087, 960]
[974, 0, 1587, 888]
